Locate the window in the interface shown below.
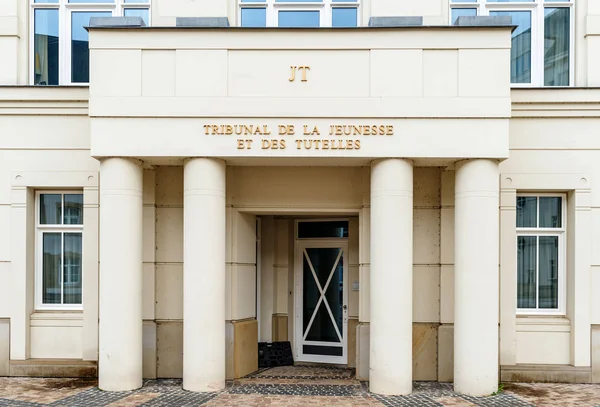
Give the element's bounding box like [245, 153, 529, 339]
[239, 0, 359, 28]
[297, 220, 349, 239]
[36, 192, 84, 309]
[516, 194, 565, 314]
[31, 0, 150, 85]
[450, 0, 572, 86]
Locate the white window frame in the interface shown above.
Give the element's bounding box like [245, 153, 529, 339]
[30, 0, 151, 86]
[516, 192, 567, 315]
[35, 191, 84, 311]
[238, 0, 360, 28]
[449, 0, 574, 87]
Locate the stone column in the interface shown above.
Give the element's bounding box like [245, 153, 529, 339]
[183, 158, 226, 392]
[369, 158, 413, 395]
[454, 159, 499, 396]
[98, 158, 143, 391]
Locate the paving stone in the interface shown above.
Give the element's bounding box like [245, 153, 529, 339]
[0, 366, 598, 406]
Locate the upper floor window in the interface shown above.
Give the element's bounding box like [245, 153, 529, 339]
[450, 0, 572, 86]
[239, 0, 359, 27]
[32, 0, 150, 86]
[516, 194, 566, 315]
[36, 192, 84, 310]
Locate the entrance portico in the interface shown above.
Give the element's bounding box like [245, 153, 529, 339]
[90, 24, 511, 396]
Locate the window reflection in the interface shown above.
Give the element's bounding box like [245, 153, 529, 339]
[71, 11, 111, 83]
[278, 10, 320, 27]
[34, 9, 59, 85]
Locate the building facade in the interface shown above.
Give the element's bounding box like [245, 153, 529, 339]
[0, 0, 599, 398]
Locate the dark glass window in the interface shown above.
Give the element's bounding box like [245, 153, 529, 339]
[298, 221, 348, 238]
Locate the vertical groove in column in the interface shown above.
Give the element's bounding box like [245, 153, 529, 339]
[454, 159, 499, 396]
[99, 157, 143, 391]
[183, 158, 226, 392]
[369, 158, 413, 395]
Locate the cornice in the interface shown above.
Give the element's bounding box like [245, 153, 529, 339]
[0, 86, 89, 116]
[511, 88, 600, 118]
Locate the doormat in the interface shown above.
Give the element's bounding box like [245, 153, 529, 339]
[258, 341, 294, 368]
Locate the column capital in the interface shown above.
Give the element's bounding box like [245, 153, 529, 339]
[453, 158, 501, 171]
[183, 157, 227, 166]
[99, 157, 144, 167]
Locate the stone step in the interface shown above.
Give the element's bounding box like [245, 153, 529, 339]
[10, 359, 97, 378]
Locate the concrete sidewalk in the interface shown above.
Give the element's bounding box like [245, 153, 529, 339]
[0, 366, 598, 406]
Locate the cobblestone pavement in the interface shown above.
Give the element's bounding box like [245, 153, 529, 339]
[0, 366, 599, 406]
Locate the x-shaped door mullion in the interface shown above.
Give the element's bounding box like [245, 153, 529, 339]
[302, 248, 343, 343]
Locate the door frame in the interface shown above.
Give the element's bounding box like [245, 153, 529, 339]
[294, 238, 349, 365]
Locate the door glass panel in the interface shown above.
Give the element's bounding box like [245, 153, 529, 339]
[324, 251, 343, 338]
[306, 247, 340, 288]
[302, 255, 320, 332]
[303, 248, 343, 343]
[306, 306, 339, 342]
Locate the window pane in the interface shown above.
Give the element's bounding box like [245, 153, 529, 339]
[34, 9, 59, 86]
[43, 233, 62, 304]
[451, 8, 477, 24]
[34, 0, 59, 4]
[71, 11, 112, 83]
[278, 10, 320, 27]
[491, 11, 531, 83]
[539, 197, 562, 228]
[63, 233, 82, 304]
[64, 194, 84, 225]
[241, 0, 266, 2]
[332, 8, 357, 27]
[40, 194, 62, 225]
[241, 8, 267, 27]
[298, 221, 348, 238]
[538, 236, 558, 309]
[517, 236, 537, 308]
[69, 0, 114, 2]
[124, 8, 149, 26]
[488, 0, 534, 2]
[516, 196, 537, 228]
[544, 8, 570, 86]
[276, 0, 323, 2]
[124, 0, 149, 2]
[451, 0, 477, 2]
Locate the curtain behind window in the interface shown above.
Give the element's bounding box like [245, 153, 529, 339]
[544, 8, 570, 86]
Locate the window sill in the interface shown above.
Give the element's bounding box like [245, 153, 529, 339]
[30, 311, 83, 328]
[516, 315, 570, 333]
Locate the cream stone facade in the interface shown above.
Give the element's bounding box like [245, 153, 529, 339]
[1, 0, 600, 398]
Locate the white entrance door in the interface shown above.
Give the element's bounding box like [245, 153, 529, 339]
[295, 241, 348, 364]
